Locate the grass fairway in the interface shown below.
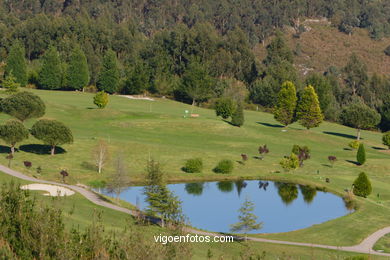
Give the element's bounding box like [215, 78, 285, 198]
[0, 89, 390, 248]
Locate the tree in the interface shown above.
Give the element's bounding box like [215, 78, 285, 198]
[38, 46, 62, 90]
[275, 182, 299, 205]
[215, 97, 235, 119]
[97, 50, 120, 94]
[5, 41, 27, 87]
[1, 91, 45, 122]
[340, 102, 381, 140]
[274, 81, 297, 126]
[299, 185, 317, 204]
[30, 119, 73, 155]
[279, 153, 299, 172]
[356, 143, 366, 166]
[231, 102, 244, 127]
[353, 172, 372, 197]
[230, 197, 262, 241]
[0, 120, 29, 154]
[66, 46, 89, 90]
[296, 85, 323, 129]
[93, 139, 109, 174]
[93, 91, 109, 109]
[305, 73, 333, 117]
[343, 54, 368, 97]
[1, 72, 20, 93]
[382, 132, 390, 149]
[106, 155, 129, 201]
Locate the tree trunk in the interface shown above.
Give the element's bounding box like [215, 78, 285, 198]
[51, 146, 55, 155]
[191, 98, 195, 113]
[161, 218, 165, 228]
[357, 129, 361, 140]
[10, 145, 15, 155]
[98, 163, 102, 174]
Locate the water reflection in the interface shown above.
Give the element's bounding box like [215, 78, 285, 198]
[217, 181, 234, 193]
[185, 183, 204, 196]
[235, 180, 247, 196]
[275, 182, 299, 205]
[299, 185, 317, 204]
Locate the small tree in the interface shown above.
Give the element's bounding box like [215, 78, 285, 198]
[328, 156, 337, 167]
[93, 139, 109, 174]
[356, 143, 366, 165]
[258, 145, 269, 159]
[231, 102, 244, 127]
[353, 172, 372, 198]
[215, 97, 236, 119]
[0, 120, 29, 154]
[292, 145, 310, 167]
[97, 50, 120, 93]
[213, 159, 234, 174]
[2, 72, 20, 93]
[60, 170, 69, 183]
[382, 132, 390, 149]
[295, 85, 323, 129]
[93, 91, 109, 109]
[30, 119, 73, 155]
[230, 197, 262, 241]
[1, 91, 46, 122]
[280, 153, 299, 172]
[66, 46, 89, 90]
[106, 155, 129, 201]
[23, 161, 32, 169]
[241, 154, 248, 164]
[183, 158, 203, 173]
[273, 81, 297, 127]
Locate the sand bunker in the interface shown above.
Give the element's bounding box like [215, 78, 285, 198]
[20, 184, 75, 197]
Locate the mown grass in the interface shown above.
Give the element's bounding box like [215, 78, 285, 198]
[0, 89, 389, 249]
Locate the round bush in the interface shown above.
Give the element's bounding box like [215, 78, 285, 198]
[382, 131, 390, 149]
[348, 140, 360, 150]
[183, 158, 203, 173]
[213, 159, 234, 174]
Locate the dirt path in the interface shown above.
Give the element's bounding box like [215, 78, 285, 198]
[0, 164, 389, 257]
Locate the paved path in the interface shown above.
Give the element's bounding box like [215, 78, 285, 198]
[1, 164, 390, 257]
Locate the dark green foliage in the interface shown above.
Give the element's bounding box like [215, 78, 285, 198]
[291, 145, 310, 167]
[38, 46, 62, 90]
[274, 81, 297, 126]
[93, 91, 109, 109]
[30, 119, 73, 155]
[66, 46, 89, 90]
[299, 185, 317, 204]
[264, 32, 293, 65]
[97, 50, 120, 94]
[275, 182, 298, 205]
[185, 183, 204, 196]
[122, 62, 150, 94]
[5, 41, 27, 86]
[353, 172, 372, 198]
[213, 160, 234, 174]
[296, 85, 323, 129]
[356, 143, 366, 165]
[1, 72, 20, 93]
[382, 132, 390, 149]
[0, 120, 29, 154]
[230, 197, 262, 240]
[183, 158, 203, 173]
[231, 102, 244, 127]
[343, 54, 368, 97]
[215, 97, 236, 119]
[1, 91, 45, 121]
[305, 73, 334, 118]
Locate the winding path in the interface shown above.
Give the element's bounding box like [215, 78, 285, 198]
[1, 164, 390, 257]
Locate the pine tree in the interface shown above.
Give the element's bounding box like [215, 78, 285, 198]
[356, 143, 366, 165]
[353, 172, 372, 197]
[97, 50, 120, 94]
[2, 72, 20, 93]
[38, 46, 62, 90]
[5, 41, 27, 87]
[230, 197, 262, 241]
[231, 102, 244, 127]
[274, 81, 297, 126]
[66, 46, 89, 90]
[296, 85, 324, 129]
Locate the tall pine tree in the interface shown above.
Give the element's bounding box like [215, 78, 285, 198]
[97, 50, 120, 94]
[38, 46, 62, 90]
[5, 41, 27, 87]
[274, 81, 297, 126]
[231, 101, 244, 127]
[66, 46, 89, 90]
[296, 85, 323, 129]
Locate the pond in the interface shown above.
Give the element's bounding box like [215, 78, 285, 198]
[105, 180, 352, 234]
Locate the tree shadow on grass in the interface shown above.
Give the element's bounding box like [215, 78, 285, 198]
[19, 144, 66, 155]
[321, 164, 332, 168]
[343, 147, 353, 151]
[0, 145, 11, 154]
[372, 146, 387, 151]
[346, 160, 360, 166]
[257, 122, 284, 128]
[323, 131, 358, 140]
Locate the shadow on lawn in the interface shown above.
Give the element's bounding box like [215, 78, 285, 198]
[0, 145, 11, 154]
[372, 146, 387, 151]
[257, 122, 284, 128]
[323, 131, 358, 140]
[19, 144, 66, 155]
[346, 160, 360, 166]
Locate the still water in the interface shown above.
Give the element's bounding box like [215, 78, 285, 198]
[108, 180, 351, 234]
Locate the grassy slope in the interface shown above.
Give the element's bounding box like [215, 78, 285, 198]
[0, 89, 390, 248]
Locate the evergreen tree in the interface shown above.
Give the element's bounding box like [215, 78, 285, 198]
[231, 101, 244, 127]
[66, 46, 89, 90]
[274, 81, 297, 126]
[1, 91, 45, 122]
[0, 120, 29, 154]
[353, 172, 372, 198]
[382, 132, 390, 149]
[38, 46, 62, 90]
[356, 143, 366, 165]
[5, 41, 27, 87]
[230, 197, 262, 241]
[93, 91, 109, 109]
[97, 50, 120, 94]
[215, 97, 236, 119]
[296, 85, 323, 129]
[1, 72, 20, 93]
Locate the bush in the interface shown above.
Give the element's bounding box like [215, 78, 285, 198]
[328, 156, 337, 167]
[280, 153, 299, 172]
[382, 131, 390, 149]
[213, 159, 234, 174]
[353, 172, 372, 198]
[231, 102, 244, 127]
[292, 145, 310, 167]
[93, 91, 109, 109]
[183, 158, 203, 173]
[84, 85, 98, 93]
[215, 97, 235, 119]
[348, 140, 360, 149]
[356, 143, 366, 165]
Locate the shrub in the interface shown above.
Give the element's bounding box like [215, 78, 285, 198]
[60, 170, 69, 183]
[23, 161, 32, 169]
[258, 145, 269, 158]
[382, 131, 390, 149]
[231, 102, 244, 127]
[328, 156, 337, 167]
[213, 159, 234, 174]
[356, 143, 366, 165]
[93, 91, 109, 109]
[240, 154, 248, 163]
[183, 158, 203, 173]
[83, 85, 98, 93]
[348, 140, 360, 149]
[353, 172, 372, 198]
[292, 145, 310, 167]
[215, 98, 235, 119]
[279, 153, 299, 172]
[0, 91, 45, 122]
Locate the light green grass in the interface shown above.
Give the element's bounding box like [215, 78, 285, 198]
[374, 234, 390, 254]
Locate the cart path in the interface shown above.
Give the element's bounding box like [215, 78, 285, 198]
[0, 164, 389, 257]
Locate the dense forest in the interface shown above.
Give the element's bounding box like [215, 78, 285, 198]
[1, 0, 390, 131]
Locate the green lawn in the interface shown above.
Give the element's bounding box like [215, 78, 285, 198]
[0, 89, 390, 249]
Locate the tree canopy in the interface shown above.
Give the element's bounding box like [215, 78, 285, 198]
[1, 91, 46, 122]
[66, 46, 89, 90]
[296, 85, 323, 129]
[0, 120, 29, 154]
[274, 81, 297, 126]
[5, 41, 27, 87]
